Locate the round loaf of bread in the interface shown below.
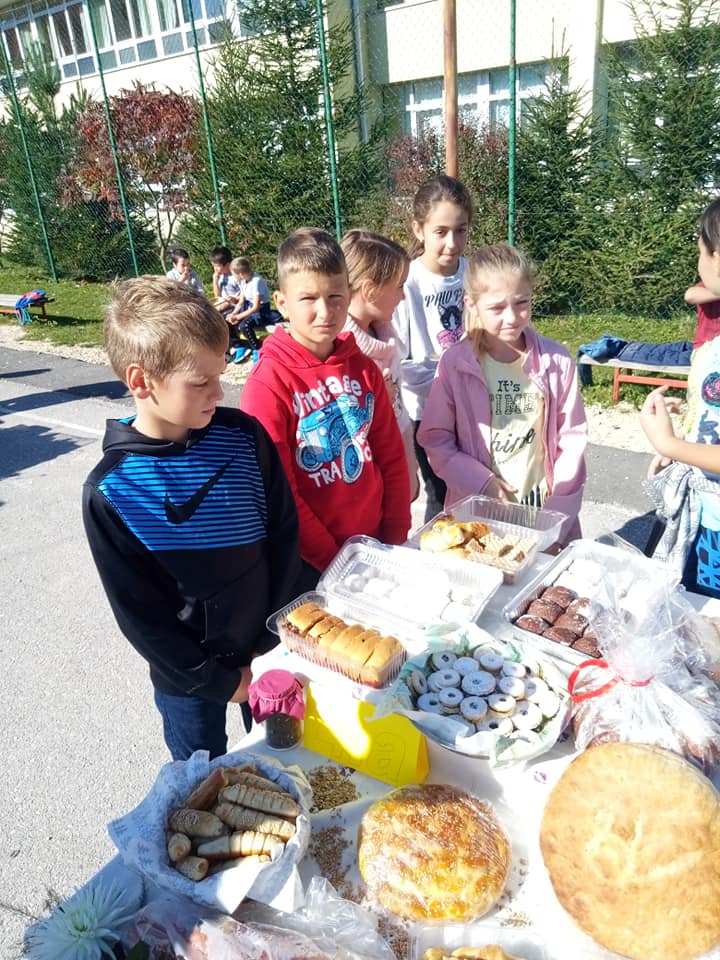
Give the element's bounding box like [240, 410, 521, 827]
[358, 783, 510, 920]
[540, 742, 720, 960]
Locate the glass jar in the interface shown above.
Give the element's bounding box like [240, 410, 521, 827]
[248, 669, 305, 751]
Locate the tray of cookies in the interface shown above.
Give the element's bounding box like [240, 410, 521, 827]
[408, 496, 567, 582]
[502, 538, 680, 666]
[318, 535, 504, 628]
[267, 590, 409, 691]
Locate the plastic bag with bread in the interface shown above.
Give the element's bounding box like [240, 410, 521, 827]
[107, 747, 312, 914]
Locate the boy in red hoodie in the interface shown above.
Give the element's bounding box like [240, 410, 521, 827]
[240, 227, 411, 583]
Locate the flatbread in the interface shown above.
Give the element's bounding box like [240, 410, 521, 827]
[358, 783, 510, 921]
[540, 742, 720, 960]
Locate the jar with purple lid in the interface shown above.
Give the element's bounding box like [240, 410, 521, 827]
[248, 669, 305, 750]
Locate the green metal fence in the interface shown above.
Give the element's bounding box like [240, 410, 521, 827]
[1, 0, 719, 317]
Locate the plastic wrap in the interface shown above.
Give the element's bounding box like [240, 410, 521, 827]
[568, 585, 720, 770]
[127, 877, 395, 960]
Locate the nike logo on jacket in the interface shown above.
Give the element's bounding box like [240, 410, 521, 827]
[164, 458, 233, 525]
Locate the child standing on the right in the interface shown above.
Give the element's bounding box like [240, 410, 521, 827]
[418, 244, 587, 548]
[392, 175, 474, 520]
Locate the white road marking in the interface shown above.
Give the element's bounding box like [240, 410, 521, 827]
[0, 404, 103, 437]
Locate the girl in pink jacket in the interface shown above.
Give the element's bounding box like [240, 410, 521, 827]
[417, 244, 587, 546]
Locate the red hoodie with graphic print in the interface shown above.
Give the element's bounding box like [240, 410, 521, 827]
[240, 328, 411, 572]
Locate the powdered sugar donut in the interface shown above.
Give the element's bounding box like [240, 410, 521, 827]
[478, 716, 514, 736]
[438, 687, 464, 713]
[525, 676, 549, 702]
[537, 690, 560, 719]
[498, 675, 526, 699]
[417, 693, 443, 714]
[512, 699, 543, 731]
[488, 693, 516, 715]
[501, 659, 527, 679]
[427, 668, 461, 692]
[461, 670, 496, 697]
[407, 669, 428, 697]
[478, 651, 504, 673]
[344, 573, 367, 592]
[454, 656, 480, 676]
[430, 650, 457, 670]
[460, 696, 488, 723]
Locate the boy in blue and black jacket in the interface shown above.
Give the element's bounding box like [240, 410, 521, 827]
[82, 276, 301, 761]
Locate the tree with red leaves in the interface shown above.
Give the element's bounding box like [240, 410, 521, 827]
[61, 82, 201, 267]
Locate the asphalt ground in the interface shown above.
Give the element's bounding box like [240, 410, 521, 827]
[0, 346, 656, 958]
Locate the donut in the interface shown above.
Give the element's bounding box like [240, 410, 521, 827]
[537, 690, 560, 719]
[438, 687, 464, 713]
[427, 668, 461, 692]
[543, 626, 577, 646]
[478, 651, 504, 673]
[430, 650, 457, 670]
[344, 573, 367, 592]
[454, 656, 481, 676]
[525, 677, 549, 703]
[461, 670, 496, 697]
[527, 598, 563, 624]
[364, 576, 393, 598]
[515, 614, 549, 635]
[554, 612, 588, 637]
[512, 700, 543, 731]
[541, 585, 577, 609]
[460, 696, 488, 723]
[488, 693, 516, 715]
[498, 675, 526, 699]
[417, 693, 443, 714]
[478, 716, 514, 736]
[407, 669, 428, 697]
[501, 659, 527, 679]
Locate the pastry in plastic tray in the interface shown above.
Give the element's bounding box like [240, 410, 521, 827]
[358, 783, 510, 921]
[419, 515, 536, 575]
[421, 948, 525, 960]
[279, 601, 404, 688]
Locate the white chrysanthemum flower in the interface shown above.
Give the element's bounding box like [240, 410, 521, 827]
[24, 879, 140, 959]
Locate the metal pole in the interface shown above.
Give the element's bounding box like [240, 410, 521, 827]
[507, 0, 517, 245]
[314, 0, 342, 239]
[184, 0, 227, 246]
[85, 0, 139, 275]
[0, 40, 58, 280]
[443, 0, 458, 178]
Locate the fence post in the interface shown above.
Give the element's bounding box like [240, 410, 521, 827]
[0, 40, 58, 281]
[85, 0, 140, 276]
[507, 0, 517, 245]
[314, 0, 342, 240]
[184, 0, 227, 247]
[443, 0, 457, 178]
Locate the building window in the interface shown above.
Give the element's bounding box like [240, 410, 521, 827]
[398, 62, 553, 136]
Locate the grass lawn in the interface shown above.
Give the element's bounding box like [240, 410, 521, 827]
[0, 261, 696, 408]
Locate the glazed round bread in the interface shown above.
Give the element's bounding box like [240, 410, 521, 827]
[540, 742, 720, 960]
[358, 783, 510, 921]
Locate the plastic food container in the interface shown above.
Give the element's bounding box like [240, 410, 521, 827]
[408, 496, 567, 582]
[409, 920, 548, 960]
[502, 538, 681, 667]
[267, 590, 408, 692]
[318, 535, 504, 628]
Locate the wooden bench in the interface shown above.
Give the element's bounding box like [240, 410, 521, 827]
[0, 293, 54, 321]
[579, 354, 691, 403]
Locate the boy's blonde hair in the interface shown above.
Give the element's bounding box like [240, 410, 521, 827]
[231, 257, 251, 275]
[340, 229, 408, 292]
[277, 227, 347, 289]
[104, 276, 228, 383]
[464, 244, 534, 354]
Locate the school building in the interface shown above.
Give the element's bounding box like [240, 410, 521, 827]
[0, 0, 706, 128]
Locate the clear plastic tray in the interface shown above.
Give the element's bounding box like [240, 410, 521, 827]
[409, 920, 548, 960]
[408, 496, 566, 582]
[267, 590, 408, 690]
[502, 538, 681, 667]
[318, 536, 504, 629]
